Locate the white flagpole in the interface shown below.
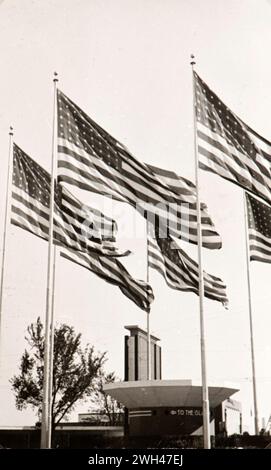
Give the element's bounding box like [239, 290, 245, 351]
[0, 127, 14, 368]
[40, 72, 58, 449]
[243, 191, 259, 435]
[47, 244, 58, 445]
[146, 220, 151, 380]
[190, 55, 211, 449]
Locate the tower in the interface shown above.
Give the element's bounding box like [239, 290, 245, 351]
[124, 325, 161, 381]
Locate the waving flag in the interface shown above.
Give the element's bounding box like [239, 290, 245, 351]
[57, 89, 221, 249]
[246, 192, 271, 263]
[194, 71, 271, 204]
[148, 226, 228, 306]
[11, 144, 126, 257]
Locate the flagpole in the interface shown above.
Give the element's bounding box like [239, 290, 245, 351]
[243, 191, 259, 435]
[40, 72, 58, 449]
[146, 220, 151, 380]
[48, 245, 57, 445]
[190, 55, 211, 449]
[0, 127, 14, 364]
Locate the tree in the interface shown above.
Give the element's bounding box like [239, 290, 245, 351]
[89, 371, 124, 425]
[10, 317, 106, 431]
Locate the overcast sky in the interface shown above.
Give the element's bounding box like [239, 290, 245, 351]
[1, 0, 271, 432]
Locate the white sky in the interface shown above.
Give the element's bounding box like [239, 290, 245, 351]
[1, 0, 271, 432]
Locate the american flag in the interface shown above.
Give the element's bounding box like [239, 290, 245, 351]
[61, 247, 154, 312]
[11, 144, 125, 257]
[147, 164, 221, 249]
[57, 89, 221, 250]
[148, 226, 228, 306]
[246, 192, 271, 263]
[194, 72, 271, 204]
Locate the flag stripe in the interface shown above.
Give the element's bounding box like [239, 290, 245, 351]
[147, 164, 197, 198]
[250, 254, 271, 263]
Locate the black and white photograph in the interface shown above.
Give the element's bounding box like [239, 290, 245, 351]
[0, 0, 271, 461]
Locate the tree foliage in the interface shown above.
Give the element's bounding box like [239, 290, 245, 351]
[89, 372, 124, 425]
[11, 317, 106, 429]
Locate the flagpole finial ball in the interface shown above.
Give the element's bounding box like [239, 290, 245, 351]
[9, 126, 13, 136]
[190, 54, 196, 66]
[53, 71, 59, 83]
